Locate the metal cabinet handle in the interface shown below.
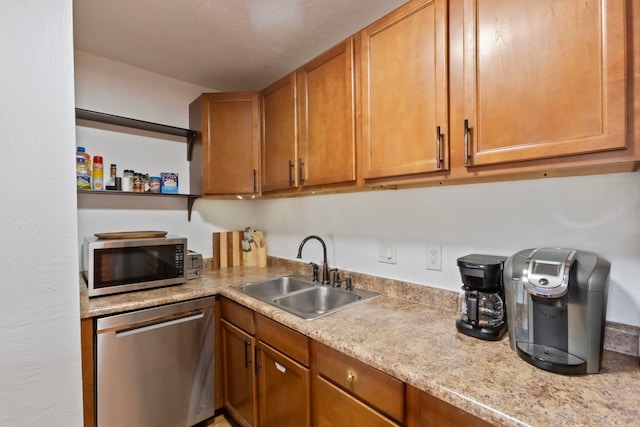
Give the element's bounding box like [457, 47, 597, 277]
[298, 158, 305, 184]
[244, 340, 251, 368]
[464, 119, 471, 166]
[115, 312, 204, 338]
[252, 169, 257, 193]
[255, 345, 261, 372]
[288, 160, 294, 187]
[346, 371, 356, 383]
[436, 125, 443, 169]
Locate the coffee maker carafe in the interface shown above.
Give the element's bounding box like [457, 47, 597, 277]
[503, 248, 610, 375]
[456, 254, 508, 340]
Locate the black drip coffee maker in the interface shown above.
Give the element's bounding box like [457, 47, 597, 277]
[456, 254, 508, 341]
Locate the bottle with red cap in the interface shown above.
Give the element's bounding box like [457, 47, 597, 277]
[92, 155, 104, 190]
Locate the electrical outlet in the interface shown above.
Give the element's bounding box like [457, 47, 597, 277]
[377, 241, 397, 264]
[427, 245, 442, 271]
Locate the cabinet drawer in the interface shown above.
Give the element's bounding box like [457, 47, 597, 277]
[313, 375, 400, 427]
[256, 313, 309, 366]
[406, 384, 492, 427]
[311, 340, 404, 423]
[221, 297, 255, 334]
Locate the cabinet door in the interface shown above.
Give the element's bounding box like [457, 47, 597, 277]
[261, 73, 298, 193]
[81, 318, 95, 427]
[362, 0, 448, 179]
[462, 0, 627, 167]
[221, 319, 257, 427]
[297, 39, 357, 188]
[256, 341, 310, 427]
[313, 375, 400, 427]
[201, 92, 259, 195]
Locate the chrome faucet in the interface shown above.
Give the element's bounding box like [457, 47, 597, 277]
[297, 235, 330, 285]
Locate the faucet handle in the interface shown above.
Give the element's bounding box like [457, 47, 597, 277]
[344, 277, 353, 291]
[309, 262, 319, 282]
[331, 268, 341, 287]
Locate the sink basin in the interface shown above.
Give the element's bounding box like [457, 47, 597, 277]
[273, 286, 379, 320]
[238, 275, 315, 299]
[236, 275, 379, 320]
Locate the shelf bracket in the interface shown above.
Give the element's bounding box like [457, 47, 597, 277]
[187, 131, 197, 161]
[187, 196, 198, 221]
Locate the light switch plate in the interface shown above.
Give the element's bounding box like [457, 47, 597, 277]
[377, 240, 397, 264]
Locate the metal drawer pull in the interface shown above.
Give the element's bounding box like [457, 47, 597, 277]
[464, 119, 471, 166]
[252, 169, 257, 193]
[255, 346, 261, 371]
[288, 160, 294, 186]
[436, 125, 443, 169]
[115, 312, 204, 338]
[299, 158, 305, 184]
[244, 340, 251, 368]
[346, 371, 356, 382]
[275, 362, 287, 374]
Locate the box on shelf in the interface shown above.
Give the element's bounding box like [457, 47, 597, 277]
[161, 172, 179, 194]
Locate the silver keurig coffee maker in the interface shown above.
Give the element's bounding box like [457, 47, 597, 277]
[456, 254, 508, 341]
[503, 248, 610, 375]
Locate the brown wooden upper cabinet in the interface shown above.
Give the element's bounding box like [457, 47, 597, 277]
[190, 92, 260, 196]
[361, 0, 449, 181]
[197, 0, 636, 197]
[297, 38, 358, 189]
[460, 0, 627, 167]
[261, 73, 298, 194]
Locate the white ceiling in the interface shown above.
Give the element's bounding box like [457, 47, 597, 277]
[73, 0, 408, 91]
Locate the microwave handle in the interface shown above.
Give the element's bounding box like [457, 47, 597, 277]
[115, 312, 204, 338]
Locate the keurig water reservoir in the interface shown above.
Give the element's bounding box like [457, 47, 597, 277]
[503, 248, 610, 375]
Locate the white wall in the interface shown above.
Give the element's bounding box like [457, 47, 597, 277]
[75, 53, 640, 329]
[75, 51, 259, 257]
[256, 173, 640, 326]
[0, 0, 83, 425]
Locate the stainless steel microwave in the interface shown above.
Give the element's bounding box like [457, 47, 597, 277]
[82, 235, 187, 297]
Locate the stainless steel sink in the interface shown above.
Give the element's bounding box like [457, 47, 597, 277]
[273, 286, 378, 319]
[235, 275, 379, 319]
[238, 275, 315, 299]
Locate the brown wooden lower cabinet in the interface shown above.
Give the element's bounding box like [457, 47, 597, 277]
[221, 319, 258, 427]
[257, 341, 310, 426]
[311, 340, 404, 426]
[221, 298, 311, 427]
[220, 301, 495, 427]
[405, 384, 492, 427]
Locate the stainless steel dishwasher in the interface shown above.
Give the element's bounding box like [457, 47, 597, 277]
[96, 296, 216, 427]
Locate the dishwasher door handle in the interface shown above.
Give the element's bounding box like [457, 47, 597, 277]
[115, 312, 205, 338]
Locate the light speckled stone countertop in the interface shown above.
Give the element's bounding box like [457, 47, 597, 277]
[80, 261, 640, 426]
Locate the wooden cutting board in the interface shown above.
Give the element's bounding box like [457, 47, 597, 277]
[212, 231, 244, 269]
